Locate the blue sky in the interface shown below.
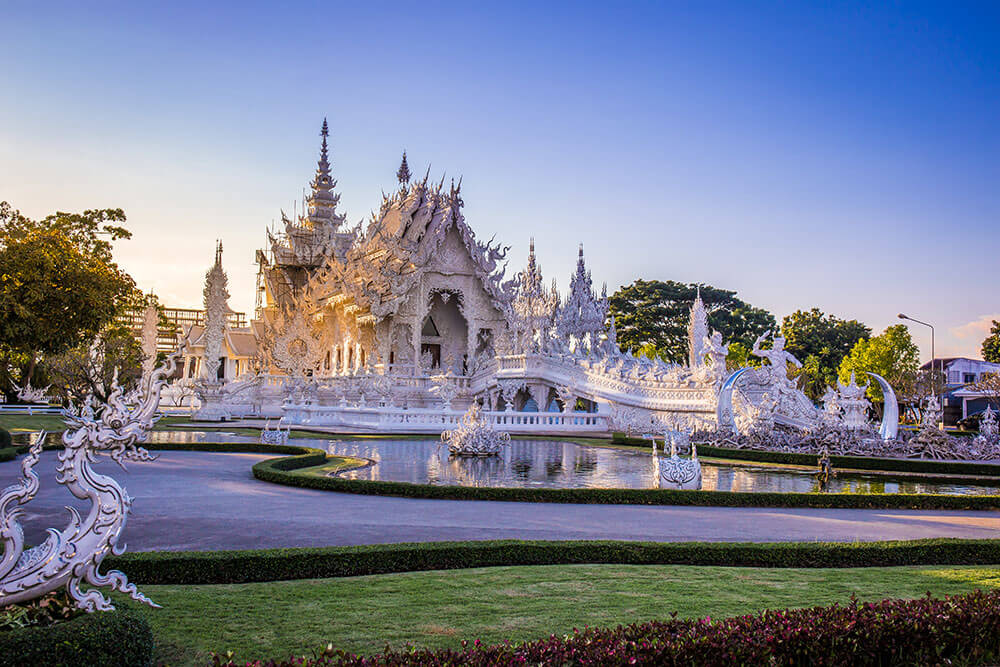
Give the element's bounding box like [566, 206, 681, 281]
[1, 1, 997, 359]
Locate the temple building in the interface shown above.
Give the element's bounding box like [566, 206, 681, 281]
[183, 120, 720, 429]
[256, 119, 517, 381]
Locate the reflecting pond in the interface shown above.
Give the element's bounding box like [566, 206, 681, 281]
[325, 438, 1000, 495]
[11, 430, 1000, 495]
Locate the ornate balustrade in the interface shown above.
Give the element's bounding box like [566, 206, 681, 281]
[493, 353, 715, 414]
[281, 402, 609, 434]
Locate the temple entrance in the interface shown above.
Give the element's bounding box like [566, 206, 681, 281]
[420, 291, 468, 374]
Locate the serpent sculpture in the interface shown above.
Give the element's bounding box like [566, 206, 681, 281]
[0, 344, 184, 612]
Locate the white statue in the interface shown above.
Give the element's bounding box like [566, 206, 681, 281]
[837, 372, 870, 431]
[981, 406, 998, 438]
[13, 382, 50, 404]
[752, 331, 802, 383]
[441, 403, 510, 456]
[200, 241, 229, 381]
[260, 419, 290, 445]
[1, 343, 185, 611]
[651, 430, 701, 490]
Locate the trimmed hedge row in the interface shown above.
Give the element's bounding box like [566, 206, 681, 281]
[210, 589, 1000, 666]
[611, 432, 1000, 477]
[253, 452, 1000, 509]
[0, 447, 15, 463]
[106, 538, 1000, 585]
[0, 609, 154, 667]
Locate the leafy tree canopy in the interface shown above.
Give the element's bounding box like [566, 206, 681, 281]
[608, 279, 776, 364]
[838, 324, 920, 403]
[0, 202, 139, 386]
[45, 325, 143, 404]
[781, 308, 871, 401]
[981, 320, 1000, 363]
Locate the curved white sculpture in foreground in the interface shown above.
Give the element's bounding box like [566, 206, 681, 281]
[0, 344, 183, 611]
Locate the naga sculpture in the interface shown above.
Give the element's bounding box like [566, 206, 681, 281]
[441, 402, 510, 456]
[0, 342, 184, 612]
[13, 382, 51, 404]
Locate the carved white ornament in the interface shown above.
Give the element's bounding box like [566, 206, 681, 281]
[441, 402, 511, 456]
[1, 343, 185, 611]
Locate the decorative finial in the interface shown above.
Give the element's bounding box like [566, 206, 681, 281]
[578, 243, 584, 260]
[397, 151, 411, 184]
[215, 239, 223, 264]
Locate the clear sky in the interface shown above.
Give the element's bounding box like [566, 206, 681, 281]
[1, 1, 997, 360]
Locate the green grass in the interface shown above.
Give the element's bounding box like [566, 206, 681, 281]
[115, 563, 1000, 666]
[0, 413, 66, 433]
[287, 456, 368, 477]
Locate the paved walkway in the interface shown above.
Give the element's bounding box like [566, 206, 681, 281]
[3, 451, 999, 552]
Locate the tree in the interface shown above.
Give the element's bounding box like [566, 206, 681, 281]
[838, 324, 920, 405]
[45, 326, 143, 404]
[608, 280, 776, 364]
[982, 320, 1000, 363]
[0, 202, 139, 391]
[781, 308, 871, 400]
[968, 372, 1000, 410]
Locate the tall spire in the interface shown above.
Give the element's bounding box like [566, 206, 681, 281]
[688, 285, 709, 367]
[319, 118, 330, 168]
[397, 151, 411, 184]
[556, 242, 607, 342]
[302, 118, 345, 232]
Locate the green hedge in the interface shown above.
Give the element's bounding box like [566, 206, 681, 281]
[0, 447, 15, 463]
[253, 452, 1000, 510]
[611, 432, 1000, 478]
[105, 538, 1000, 585]
[0, 427, 11, 449]
[0, 609, 154, 667]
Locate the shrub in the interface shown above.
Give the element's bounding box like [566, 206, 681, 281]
[106, 538, 1000, 585]
[0, 427, 11, 449]
[0, 447, 15, 463]
[0, 590, 82, 631]
[0, 609, 154, 667]
[208, 589, 1000, 666]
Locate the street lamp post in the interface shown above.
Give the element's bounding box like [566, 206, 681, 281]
[898, 313, 939, 423]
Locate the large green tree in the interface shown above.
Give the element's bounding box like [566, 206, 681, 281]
[608, 280, 776, 364]
[781, 308, 871, 400]
[0, 202, 139, 390]
[45, 325, 144, 403]
[981, 320, 1000, 363]
[838, 324, 920, 405]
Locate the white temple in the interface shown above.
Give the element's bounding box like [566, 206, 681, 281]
[177, 121, 822, 436]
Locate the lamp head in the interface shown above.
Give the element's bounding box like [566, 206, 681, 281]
[897, 313, 908, 320]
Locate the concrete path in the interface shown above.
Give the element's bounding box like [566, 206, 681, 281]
[2, 451, 999, 552]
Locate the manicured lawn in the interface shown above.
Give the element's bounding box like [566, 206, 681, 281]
[0, 413, 66, 433]
[293, 456, 368, 476]
[115, 563, 1000, 666]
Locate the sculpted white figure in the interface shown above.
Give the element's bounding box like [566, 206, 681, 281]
[13, 382, 50, 404]
[837, 372, 871, 431]
[752, 331, 802, 383]
[1, 343, 184, 611]
[441, 402, 510, 456]
[651, 431, 702, 490]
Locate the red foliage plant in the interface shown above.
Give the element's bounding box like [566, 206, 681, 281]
[208, 589, 1000, 666]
